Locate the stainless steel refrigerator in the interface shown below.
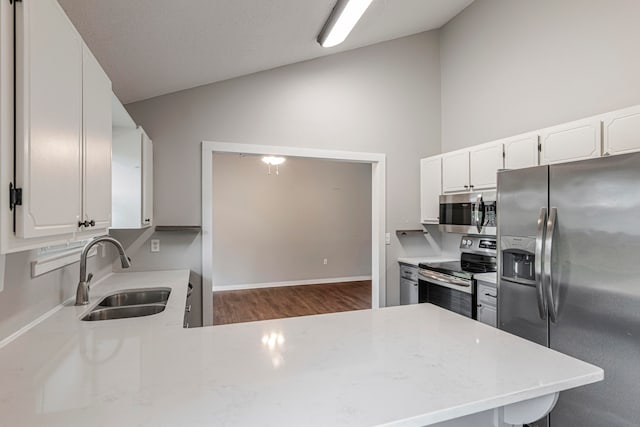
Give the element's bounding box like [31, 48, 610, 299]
[497, 152, 640, 427]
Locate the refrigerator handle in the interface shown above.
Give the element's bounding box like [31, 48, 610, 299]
[544, 207, 559, 322]
[535, 208, 548, 320]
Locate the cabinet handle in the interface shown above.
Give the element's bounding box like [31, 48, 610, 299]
[464, 185, 469, 189]
[185, 304, 192, 313]
[144, 218, 151, 223]
[89, 220, 95, 227]
[484, 293, 497, 298]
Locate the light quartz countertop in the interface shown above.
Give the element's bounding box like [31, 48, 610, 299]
[397, 256, 458, 267]
[474, 272, 498, 285]
[0, 269, 602, 427]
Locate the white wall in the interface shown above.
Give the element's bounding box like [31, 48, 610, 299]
[440, 0, 640, 151]
[212, 154, 371, 288]
[125, 31, 444, 306]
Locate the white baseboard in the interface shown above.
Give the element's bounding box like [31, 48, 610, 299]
[213, 276, 372, 292]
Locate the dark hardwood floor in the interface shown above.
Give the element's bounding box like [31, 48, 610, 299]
[212, 280, 372, 325]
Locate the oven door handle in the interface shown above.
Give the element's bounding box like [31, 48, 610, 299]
[419, 270, 472, 294]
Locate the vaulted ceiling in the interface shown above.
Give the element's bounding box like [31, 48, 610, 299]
[59, 0, 473, 103]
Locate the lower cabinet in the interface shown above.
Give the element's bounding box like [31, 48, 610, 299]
[476, 282, 497, 327]
[399, 263, 419, 305]
[400, 278, 419, 305]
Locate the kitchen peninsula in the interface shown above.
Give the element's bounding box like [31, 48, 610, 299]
[0, 270, 602, 427]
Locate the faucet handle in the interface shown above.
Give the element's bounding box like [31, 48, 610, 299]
[87, 273, 94, 288]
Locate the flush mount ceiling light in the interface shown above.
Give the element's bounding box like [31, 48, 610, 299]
[317, 0, 373, 48]
[262, 156, 286, 175]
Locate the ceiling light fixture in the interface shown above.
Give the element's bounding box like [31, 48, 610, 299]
[262, 156, 286, 175]
[317, 0, 373, 48]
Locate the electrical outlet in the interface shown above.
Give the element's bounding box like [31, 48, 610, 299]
[150, 239, 160, 253]
[323, 258, 328, 265]
[385, 233, 391, 245]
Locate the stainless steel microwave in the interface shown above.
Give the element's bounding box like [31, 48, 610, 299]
[439, 191, 496, 235]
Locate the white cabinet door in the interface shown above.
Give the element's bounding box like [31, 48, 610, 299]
[15, 0, 82, 238]
[477, 304, 497, 327]
[111, 127, 142, 229]
[420, 156, 441, 223]
[82, 45, 112, 231]
[442, 151, 470, 193]
[539, 117, 602, 165]
[469, 143, 503, 190]
[504, 133, 539, 170]
[602, 105, 640, 156]
[112, 125, 153, 229]
[141, 131, 153, 227]
[400, 278, 419, 305]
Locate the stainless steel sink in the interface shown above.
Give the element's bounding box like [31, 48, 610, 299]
[82, 304, 167, 321]
[97, 288, 171, 307]
[81, 287, 172, 321]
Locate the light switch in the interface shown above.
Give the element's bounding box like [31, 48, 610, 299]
[150, 239, 160, 252]
[385, 233, 391, 245]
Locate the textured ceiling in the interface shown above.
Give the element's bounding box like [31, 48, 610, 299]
[59, 0, 473, 103]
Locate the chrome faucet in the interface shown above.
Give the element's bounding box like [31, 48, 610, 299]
[76, 236, 131, 305]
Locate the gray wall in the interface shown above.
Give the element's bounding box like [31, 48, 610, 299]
[126, 31, 444, 306]
[440, 0, 640, 151]
[212, 154, 371, 288]
[0, 249, 113, 342]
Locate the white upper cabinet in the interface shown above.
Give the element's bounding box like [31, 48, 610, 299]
[469, 143, 504, 190]
[442, 144, 503, 194]
[539, 117, 602, 165]
[112, 124, 154, 229]
[420, 156, 441, 224]
[82, 45, 112, 232]
[503, 133, 539, 170]
[602, 105, 640, 156]
[141, 130, 154, 227]
[11, 0, 112, 244]
[15, 0, 83, 238]
[442, 151, 470, 193]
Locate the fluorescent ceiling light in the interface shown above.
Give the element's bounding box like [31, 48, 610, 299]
[317, 0, 373, 48]
[262, 156, 286, 166]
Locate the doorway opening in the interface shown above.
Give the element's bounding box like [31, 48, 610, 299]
[201, 142, 386, 326]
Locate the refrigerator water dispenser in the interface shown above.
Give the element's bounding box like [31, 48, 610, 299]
[501, 236, 537, 285]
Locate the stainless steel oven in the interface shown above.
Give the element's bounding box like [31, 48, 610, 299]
[439, 191, 496, 235]
[418, 269, 475, 318]
[418, 235, 497, 319]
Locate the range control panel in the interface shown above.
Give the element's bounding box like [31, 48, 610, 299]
[460, 235, 497, 255]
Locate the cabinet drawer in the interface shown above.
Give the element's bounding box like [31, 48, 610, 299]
[400, 264, 418, 281]
[478, 283, 497, 306]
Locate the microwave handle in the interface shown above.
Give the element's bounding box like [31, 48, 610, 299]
[475, 194, 484, 234]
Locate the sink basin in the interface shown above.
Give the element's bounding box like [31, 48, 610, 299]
[81, 287, 172, 321]
[98, 288, 171, 307]
[82, 304, 167, 321]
